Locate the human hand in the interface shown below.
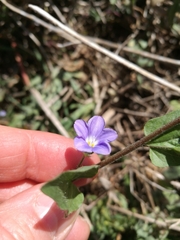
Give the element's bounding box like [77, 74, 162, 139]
[0, 125, 99, 239]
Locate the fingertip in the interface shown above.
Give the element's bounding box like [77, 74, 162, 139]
[66, 216, 90, 240]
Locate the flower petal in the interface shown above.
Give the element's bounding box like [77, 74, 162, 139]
[93, 142, 111, 155]
[74, 137, 92, 153]
[99, 128, 118, 142]
[87, 116, 105, 138]
[74, 120, 88, 139]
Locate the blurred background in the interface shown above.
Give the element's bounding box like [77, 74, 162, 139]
[1, 0, 180, 239]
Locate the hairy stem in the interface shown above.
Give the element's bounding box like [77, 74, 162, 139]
[98, 116, 180, 168]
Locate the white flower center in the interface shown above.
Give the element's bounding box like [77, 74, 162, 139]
[86, 136, 98, 148]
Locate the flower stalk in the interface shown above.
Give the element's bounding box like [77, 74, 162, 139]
[77, 153, 87, 168]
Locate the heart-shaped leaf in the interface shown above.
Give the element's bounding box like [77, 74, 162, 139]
[41, 165, 99, 215]
[144, 110, 180, 167]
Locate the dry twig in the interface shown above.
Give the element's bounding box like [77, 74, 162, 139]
[109, 205, 180, 232]
[88, 37, 180, 66]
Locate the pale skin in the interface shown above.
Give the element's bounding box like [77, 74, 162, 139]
[0, 125, 99, 240]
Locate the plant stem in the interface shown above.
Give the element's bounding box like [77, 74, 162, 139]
[77, 154, 86, 168]
[98, 116, 180, 168]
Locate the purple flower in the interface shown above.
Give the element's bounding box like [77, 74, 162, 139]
[74, 116, 118, 155]
[0, 110, 6, 117]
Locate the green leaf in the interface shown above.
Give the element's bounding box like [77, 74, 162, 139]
[163, 166, 180, 180]
[168, 0, 180, 26]
[110, 0, 117, 5]
[149, 148, 180, 167]
[70, 102, 95, 120]
[144, 110, 180, 135]
[170, 100, 180, 111]
[41, 165, 99, 215]
[144, 110, 180, 167]
[51, 66, 60, 79]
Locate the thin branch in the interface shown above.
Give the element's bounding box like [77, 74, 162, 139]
[133, 169, 175, 192]
[88, 37, 180, 66]
[29, 88, 70, 137]
[49, 0, 67, 24]
[114, 29, 139, 55]
[109, 205, 180, 232]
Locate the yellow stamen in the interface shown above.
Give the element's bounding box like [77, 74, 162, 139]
[86, 136, 98, 148]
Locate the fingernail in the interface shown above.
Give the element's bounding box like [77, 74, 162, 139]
[55, 210, 79, 239]
[35, 193, 55, 219]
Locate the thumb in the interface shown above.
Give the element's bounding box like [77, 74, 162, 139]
[0, 184, 79, 240]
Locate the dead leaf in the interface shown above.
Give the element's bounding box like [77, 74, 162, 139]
[62, 59, 84, 72]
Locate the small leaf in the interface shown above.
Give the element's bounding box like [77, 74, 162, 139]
[170, 100, 180, 111]
[144, 110, 180, 167]
[110, 0, 117, 5]
[51, 66, 60, 79]
[73, 71, 88, 81]
[163, 166, 180, 180]
[41, 165, 99, 215]
[149, 148, 180, 167]
[144, 110, 180, 135]
[70, 102, 95, 120]
[168, 0, 180, 26]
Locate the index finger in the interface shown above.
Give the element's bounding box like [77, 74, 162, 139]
[0, 126, 99, 182]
